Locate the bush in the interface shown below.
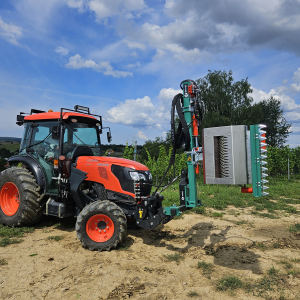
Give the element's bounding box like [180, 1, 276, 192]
[267, 146, 300, 176]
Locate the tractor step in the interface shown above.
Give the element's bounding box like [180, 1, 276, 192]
[45, 198, 75, 218]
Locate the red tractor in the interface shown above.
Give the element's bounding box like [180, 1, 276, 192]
[0, 105, 162, 251]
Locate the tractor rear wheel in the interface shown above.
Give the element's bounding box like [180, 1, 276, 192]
[0, 167, 45, 226]
[76, 200, 127, 251]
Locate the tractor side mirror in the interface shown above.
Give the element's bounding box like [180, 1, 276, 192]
[107, 131, 112, 143]
[51, 126, 59, 140]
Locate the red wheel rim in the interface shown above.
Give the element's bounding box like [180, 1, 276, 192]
[86, 214, 115, 242]
[0, 182, 20, 216]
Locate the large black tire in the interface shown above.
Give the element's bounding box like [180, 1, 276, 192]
[76, 200, 127, 251]
[0, 167, 45, 226]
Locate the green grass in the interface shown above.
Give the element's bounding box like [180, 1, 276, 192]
[197, 261, 215, 278]
[187, 291, 199, 297]
[216, 275, 243, 291]
[244, 267, 282, 298]
[0, 258, 8, 265]
[29, 253, 38, 256]
[0, 143, 20, 152]
[144, 267, 153, 273]
[0, 237, 23, 247]
[163, 252, 185, 265]
[255, 243, 267, 251]
[0, 224, 34, 247]
[117, 246, 129, 251]
[47, 235, 64, 241]
[160, 176, 299, 217]
[251, 211, 280, 219]
[0, 224, 34, 238]
[267, 266, 279, 276]
[211, 212, 223, 218]
[289, 223, 300, 233]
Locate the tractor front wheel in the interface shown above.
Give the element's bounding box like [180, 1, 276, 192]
[76, 200, 127, 251]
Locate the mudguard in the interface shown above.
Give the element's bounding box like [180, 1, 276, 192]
[69, 164, 91, 209]
[8, 155, 46, 188]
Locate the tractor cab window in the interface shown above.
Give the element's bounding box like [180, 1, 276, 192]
[19, 122, 32, 154]
[63, 122, 101, 158]
[30, 122, 59, 160]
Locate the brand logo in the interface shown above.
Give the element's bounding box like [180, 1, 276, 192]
[97, 163, 109, 167]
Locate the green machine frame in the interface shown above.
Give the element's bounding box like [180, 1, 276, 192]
[250, 124, 269, 197]
[164, 80, 202, 216]
[164, 84, 269, 217]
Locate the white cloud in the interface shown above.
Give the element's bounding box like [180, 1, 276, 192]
[66, 0, 84, 10]
[251, 86, 299, 111]
[161, 131, 167, 139]
[0, 17, 23, 46]
[286, 134, 300, 148]
[285, 111, 300, 122]
[66, 0, 150, 21]
[106, 87, 183, 131]
[158, 87, 181, 112]
[124, 39, 146, 50]
[66, 54, 132, 77]
[127, 62, 141, 68]
[293, 68, 300, 83]
[136, 130, 148, 140]
[290, 125, 300, 134]
[106, 96, 160, 128]
[54, 46, 69, 56]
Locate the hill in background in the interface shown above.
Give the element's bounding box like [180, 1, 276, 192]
[0, 137, 22, 142]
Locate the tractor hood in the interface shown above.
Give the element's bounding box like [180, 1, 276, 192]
[76, 156, 149, 171]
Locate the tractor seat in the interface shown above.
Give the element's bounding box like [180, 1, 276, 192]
[71, 146, 94, 163]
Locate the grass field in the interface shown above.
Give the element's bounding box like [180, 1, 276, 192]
[0, 143, 20, 152]
[1, 175, 300, 299]
[161, 175, 300, 218]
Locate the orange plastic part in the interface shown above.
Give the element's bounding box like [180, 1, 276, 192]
[76, 156, 149, 198]
[261, 133, 266, 149]
[188, 85, 196, 96]
[86, 214, 114, 242]
[192, 116, 199, 174]
[24, 112, 98, 121]
[241, 187, 253, 194]
[0, 182, 20, 216]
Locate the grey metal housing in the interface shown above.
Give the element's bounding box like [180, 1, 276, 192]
[203, 125, 252, 185]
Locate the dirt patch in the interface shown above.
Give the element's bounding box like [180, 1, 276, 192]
[1, 211, 300, 299]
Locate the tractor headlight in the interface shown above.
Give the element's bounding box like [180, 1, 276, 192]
[148, 172, 152, 180]
[129, 172, 146, 181]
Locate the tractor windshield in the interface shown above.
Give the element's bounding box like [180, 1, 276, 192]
[62, 122, 101, 157]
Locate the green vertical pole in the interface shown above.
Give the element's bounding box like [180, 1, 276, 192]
[164, 81, 201, 217]
[182, 81, 199, 208]
[250, 125, 262, 197]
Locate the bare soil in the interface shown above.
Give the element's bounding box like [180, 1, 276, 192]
[1, 207, 300, 300]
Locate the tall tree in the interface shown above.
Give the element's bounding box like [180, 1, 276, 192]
[196, 70, 262, 140]
[259, 96, 292, 147]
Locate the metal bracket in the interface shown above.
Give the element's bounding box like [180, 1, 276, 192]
[191, 147, 202, 165]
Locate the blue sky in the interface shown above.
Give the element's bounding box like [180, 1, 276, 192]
[0, 0, 300, 147]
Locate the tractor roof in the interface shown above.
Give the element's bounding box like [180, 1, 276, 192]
[24, 112, 98, 121]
